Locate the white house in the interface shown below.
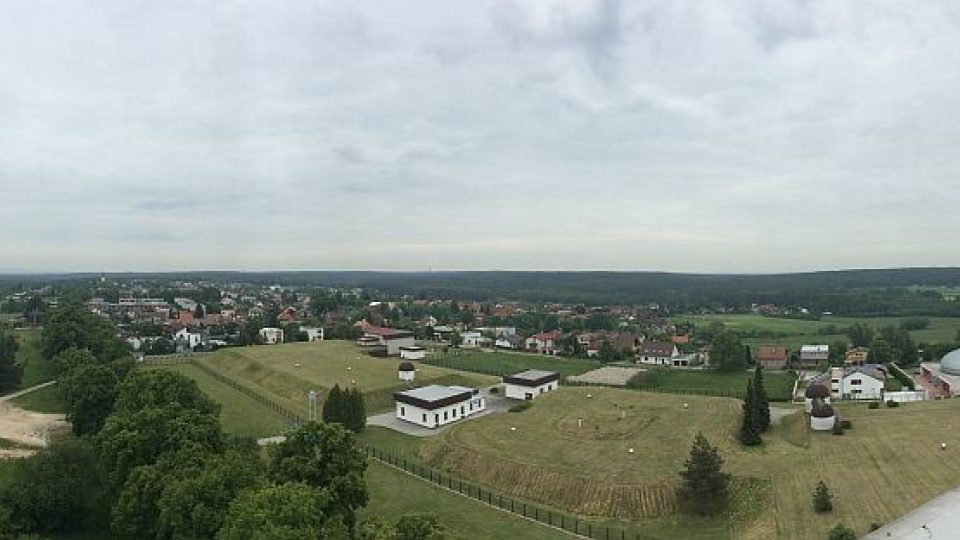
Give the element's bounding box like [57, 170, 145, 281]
[398, 361, 416, 382]
[503, 370, 560, 400]
[638, 341, 679, 366]
[174, 328, 203, 350]
[399, 346, 426, 360]
[460, 331, 484, 349]
[259, 327, 284, 345]
[302, 327, 325, 342]
[836, 366, 886, 400]
[394, 385, 485, 428]
[525, 332, 560, 355]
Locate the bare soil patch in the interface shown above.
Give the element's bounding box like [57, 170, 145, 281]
[0, 401, 68, 458]
[567, 366, 643, 386]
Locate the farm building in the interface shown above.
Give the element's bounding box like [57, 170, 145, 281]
[757, 345, 788, 370]
[798, 344, 829, 368]
[394, 385, 485, 428]
[398, 361, 416, 382]
[359, 326, 416, 356]
[919, 349, 960, 397]
[638, 341, 679, 366]
[259, 327, 284, 345]
[399, 346, 426, 360]
[503, 370, 560, 400]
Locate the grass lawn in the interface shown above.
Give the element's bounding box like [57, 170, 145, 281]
[143, 363, 293, 438]
[200, 341, 497, 414]
[7, 328, 58, 390]
[363, 460, 567, 540]
[413, 385, 960, 540]
[625, 368, 796, 401]
[10, 383, 64, 413]
[675, 314, 960, 350]
[423, 350, 600, 377]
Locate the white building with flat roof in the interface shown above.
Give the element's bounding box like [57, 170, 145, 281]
[503, 370, 560, 400]
[394, 385, 485, 428]
[302, 327, 324, 342]
[259, 327, 284, 345]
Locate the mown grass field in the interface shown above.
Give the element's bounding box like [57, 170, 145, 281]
[199, 341, 498, 415]
[424, 350, 600, 377]
[414, 386, 960, 540]
[624, 368, 796, 401]
[11, 328, 57, 388]
[143, 363, 292, 438]
[675, 313, 960, 350]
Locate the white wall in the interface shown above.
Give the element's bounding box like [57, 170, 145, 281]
[399, 370, 415, 382]
[395, 396, 485, 428]
[840, 374, 885, 400]
[385, 336, 416, 355]
[400, 348, 426, 360]
[504, 382, 556, 400]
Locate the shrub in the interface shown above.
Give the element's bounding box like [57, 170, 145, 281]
[869, 522, 882, 532]
[868, 402, 879, 409]
[812, 480, 833, 513]
[840, 420, 852, 429]
[508, 402, 532, 413]
[489, 387, 500, 394]
[828, 523, 855, 540]
[831, 421, 844, 435]
[886, 400, 900, 408]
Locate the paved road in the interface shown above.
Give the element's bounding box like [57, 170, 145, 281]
[0, 381, 57, 403]
[864, 487, 960, 539]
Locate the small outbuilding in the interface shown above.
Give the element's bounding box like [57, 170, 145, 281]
[804, 383, 831, 413]
[810, 400, 836, 431]
[398, 361, 416, 382]
[394, 385, 485, 428]
[503, 370, 560, 400]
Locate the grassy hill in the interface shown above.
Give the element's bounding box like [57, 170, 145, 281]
[198, 341, 498, 415]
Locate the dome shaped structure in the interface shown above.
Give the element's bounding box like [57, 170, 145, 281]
[805, 383, 830, 399]
[941, 349, 960, 376]
[398, 361, 416, 372]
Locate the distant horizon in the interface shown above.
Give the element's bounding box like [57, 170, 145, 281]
[2, 265, 960, 277]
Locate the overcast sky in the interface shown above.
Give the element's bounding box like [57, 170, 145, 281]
[2, 0, 959, 273]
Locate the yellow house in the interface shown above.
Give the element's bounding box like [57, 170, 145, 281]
[845, 347, 869, 366]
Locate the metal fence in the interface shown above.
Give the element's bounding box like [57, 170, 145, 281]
[364, 446, 652, 540]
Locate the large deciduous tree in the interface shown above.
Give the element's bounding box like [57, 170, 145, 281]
[217, 482, 350, 540]
[0, 331, 21, 393]
[709, 330, 746, 372]
[268, 422, 368, 528]
[60, 363, 120, 436]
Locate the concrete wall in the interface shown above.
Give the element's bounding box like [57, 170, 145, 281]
[395, 396, 485, 428]
[504, 381, 556, 400]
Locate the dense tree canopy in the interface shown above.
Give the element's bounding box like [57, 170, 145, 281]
[709, 330, 747, 372]
[0, 331, 21, 393]
[217, 482, 349, 540]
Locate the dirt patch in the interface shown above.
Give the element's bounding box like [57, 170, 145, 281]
[0, 401, 68, 458]
[567, 366, 643, 386]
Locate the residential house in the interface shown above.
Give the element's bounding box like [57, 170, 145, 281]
[394, 385, 485, 428]
[845, 347, 869, 367]
[798, 344, 829, 368]
[259, 327, 284, 345]
[361, 326, 416, 356]
[302, 327, 324, 342]
[638, 341, 679, 366]
[757, 345, 788, 371]
[460, 331, 487, 349]
[525, 331, 560, 355]
[495, 335, 522, 350]
[174, 327, 204, 352]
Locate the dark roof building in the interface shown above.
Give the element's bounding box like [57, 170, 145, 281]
[503, 370, 560, 387]
[394, 385, 477, 410]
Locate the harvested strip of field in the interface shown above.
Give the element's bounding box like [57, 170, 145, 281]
[567, 366, 643, 386]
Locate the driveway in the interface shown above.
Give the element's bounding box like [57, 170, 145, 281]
[367, 386, 514, 437]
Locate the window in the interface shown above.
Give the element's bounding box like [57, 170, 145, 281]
[444, 411, 448, 420]
[461, 406, 465, 415]
[452, 408, 457, 418]
[400, 406, 405, 417]
[850, 379, 861, 385]
[422, 413, 427, 422]
[434, 414, 439, 424]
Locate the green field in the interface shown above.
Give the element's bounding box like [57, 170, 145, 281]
[624, 368, 796, 401]
[10, 383, 64, 413]
[143, 363, 292, 438]
[10, 328, 57, 388]
[409, 385, 960, 540]
[198, 341, 498, 415]
[424, 350, 600, 377]
[676, 313, 960, 351]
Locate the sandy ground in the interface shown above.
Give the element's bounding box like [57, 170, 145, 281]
[567, 366, 644, 386]
[0, 401, 68, 458]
